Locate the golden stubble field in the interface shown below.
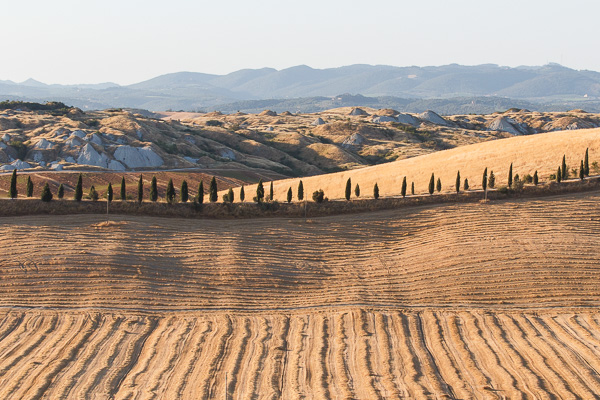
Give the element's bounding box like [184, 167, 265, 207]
[0, 190, 599, 399]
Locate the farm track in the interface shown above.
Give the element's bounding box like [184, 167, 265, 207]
[0, 191, 599, 398]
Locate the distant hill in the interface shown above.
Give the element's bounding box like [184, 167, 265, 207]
[1, 64, 599, 112]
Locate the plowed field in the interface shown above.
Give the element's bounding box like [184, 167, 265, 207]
[1, 191, 599, 398]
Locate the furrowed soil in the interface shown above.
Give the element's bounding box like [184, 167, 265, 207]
[0, 191, 599, 398]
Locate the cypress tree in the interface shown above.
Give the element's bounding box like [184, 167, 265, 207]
[89, 185, 99, 201]
[226, 187, 234, 203]
[584, 148, 589, 176]
[209, 176, 217, 202]
[74, 173, 83, 201]
[533, 170, 538, 185]
[436, 177, 442, 192]
[580, 160, 585, 181]
[57, 183, 64, 199]
[401, 176, 407, 197]
[428, 173, 435, 195]
[197, 180, 204, 204]
[557, 167, 562, 183]
[373, 183, 379, 199]
[240, 185, 245, 202]
[180, 180, 189, 202]
[150, 176, 158, 202]
[137, 175, 144, 203]
[107, 182, 113, 202]
[269, 181, 274, 201]
[354, 183, 360, 198]
[256, 179, 264, 203]
[166, 179, 175, 203]
[482, 167, 488, 193]
[464, 178, 469, 191]
[26, 176, 33, 197]
[411, 182, 415, 195]
[455, 171, 461, 194]
[508, 163, 513, 188]
[9, 169, 17, 199]
[562, 155, 567, 179]
[488, 170, 495, 188]
[40, 183, 52, 202]
[345, 178, 351, 201]
[287, 187, 292, 203]
[298, 180, 304, 201]
[120, 176, 126, 201]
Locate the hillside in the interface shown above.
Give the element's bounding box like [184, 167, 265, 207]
[1, 101, 599, 180]
[1, 64, 600, 112]
[0, 192, 599, 397]
[231, 127, 600, 202]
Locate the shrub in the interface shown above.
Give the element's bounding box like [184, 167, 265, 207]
[196, 181, 204, 204]
[592, 161, 600, 174]
[9, 140, 27, 160]
[57, 183, 64, 199]
[287, 187, 292, 203]
[107, 183, 113, 202]
[373, 183, 379, 199]
[464, 178, 469, 191]
[89, 185, 99, 201]
[354, 183, 360, 198]
[26, 176, 33, 197]
[137, 175, 144, 203]
[74, 173, 83, 201]
[166, 179, 176, 203]
[205, 120, 223, 127]
[227, 188, 234, 203]
[209, 176, 217, 202]
[312, 189, 325, 203]
[345, 178, 351, 201]
[256, 179, 264, 203]
[436, 177, 442, 193]
[180, 180, 189, 202]
[512, 179, 524, 192]
[523, 174, 533, 183]
[9, 170, 17, 199]
[150, 176, 158, 202]
[298, 180, 304, 201]
[488, 171, 495, 188]
[428, 173, 435, 195]
[40, 183, 52, 202]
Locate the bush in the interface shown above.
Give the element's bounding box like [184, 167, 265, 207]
[488, 171, 495, 188]
[464, 178, 469, 191]
[206, 120, 223, 127]
[312, 189, 325, 203]
[40, 183, 52, 202]
[89, 185, 99, 201]
[256, 179, 265, 203]
[523, 174, 533, 183]
[436, 177, 442, 192]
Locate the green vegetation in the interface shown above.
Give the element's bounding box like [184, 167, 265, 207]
[312, 189, 325, 203]
[8, 141, 27, 160]
[57, 184, 64, 199]
[209, 177, 217, 202]
[40, 183, 52, 202]
[401, 177, 407, 198]
[287, 187, 292, 203]
[580, 160, 585, 180]
[373, 183, 379, 199]
[298, 180, 304, 201]
[138, 175, 144, 203]
[107, 183, 113, 202]
[562, 155, 567, 180]
[196, 181, 204, 204]
[436, 177, 442, 193]
[74, 174, 83, 201]
[557, 167, 562, 183]
[455, 171, 460, 194]
[345, 178, 351, 201]
[488, 171, 495, 188]
[464, 178, 469, 191]
[120, 177, 126, 201]
[150, 176, 158, 202]
[482, 167, 488, 193]
[428, 173, 435, 195]
[9, 170, 17, 199]
[240, 185, 245, 202]
[355, 183, 360, 198]
[411, 182, 415, 195]
[269, 181, 274, 201]
[26, 176, 33, 197]
[89, 185, 99, 201]
[584, 148, 589, 176]
[508, 163, 513, 188]
[256, 179, 265, 203]
[166, 179, 176, 203]
[180, 180, 189, 203]
[533, 170, 539, 185]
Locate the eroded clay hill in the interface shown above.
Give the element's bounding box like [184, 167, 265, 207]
[0, 191, 599, 398]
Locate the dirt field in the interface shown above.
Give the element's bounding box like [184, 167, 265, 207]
[0, 191, 599, 398]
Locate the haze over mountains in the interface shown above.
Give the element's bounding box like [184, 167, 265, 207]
[2, 63, 600, 113]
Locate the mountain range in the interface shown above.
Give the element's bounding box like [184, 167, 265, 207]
[1, 63, 600, 113]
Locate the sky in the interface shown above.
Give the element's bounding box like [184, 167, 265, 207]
[1, 0, 599, 85]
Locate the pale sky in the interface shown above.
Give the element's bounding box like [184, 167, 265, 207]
[2, 0, 599, 85]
